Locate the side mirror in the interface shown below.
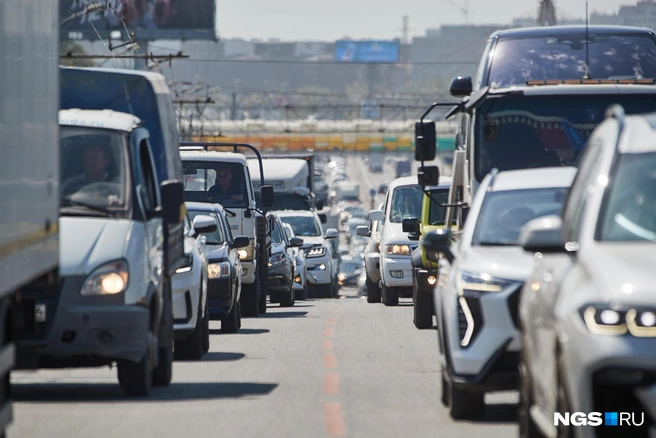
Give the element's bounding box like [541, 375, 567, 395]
[418, 166, 440, 188]
[160, 180, 184, 224]
[356, 225, 370, 237]
[231, 235, 251, 249]
[402, 218, 421, 241]
[450, 76, 473, 97]
[316, 199, 324, 211]
[192, 214, 218, 237]
[318, 213, 327, 224]
[369, 209, 384, 222]
[520, 216, 566, 254]
[414, 120, 436, 161]
[422, 228, 454, 264]
[289, 237, 304, 247]
[325, 228, 339, 239]
[260, 185, 274, 208]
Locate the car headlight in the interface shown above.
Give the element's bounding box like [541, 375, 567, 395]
[81, 260, 129, 296]
[455, 271, 516, 296]
[208, 262, 231, 279]
[175, 253, 194, 274]
[269, 253, 286, 267]
[581, 305, 656, 337]
[307, 246, 327, 258]
[385, 244, 411, 256]
[238, 239, 255, 261]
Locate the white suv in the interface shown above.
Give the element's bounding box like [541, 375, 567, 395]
[276, 210, 338, 298]
[423, 167, 576, 420]
[369, 177, 423, 306]
[518, 108, 656, 438]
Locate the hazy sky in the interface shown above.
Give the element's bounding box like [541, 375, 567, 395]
[217, 0, 636, 41]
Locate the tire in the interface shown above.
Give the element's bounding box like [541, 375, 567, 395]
[519, 348, 543, 438]
[221, 297, 241, 334]
[118, 332, 152, 397]
[440, 373, 450, 407]
[296, 280, 308, 301]
[382, 284, 399, 307]
[281, 284, 295, 307]
[413, 279, 433, 329]
[366, 277, 381, 303]
[152, 280, 173, 387]
[174, 297, 204, 360]
[241, 280, 260, 317]
[202, 301, 210, 354]
[449, 384, 485, 420]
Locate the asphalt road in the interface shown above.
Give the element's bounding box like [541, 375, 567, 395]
[9, 156, 517, 438]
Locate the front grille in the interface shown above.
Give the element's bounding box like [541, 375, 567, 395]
[507, 284, 523, 329]
[592, 367, 656, 438]
[457, 296, 483, 347]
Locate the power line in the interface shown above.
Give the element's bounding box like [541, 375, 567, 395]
[180, 58, 478, 66]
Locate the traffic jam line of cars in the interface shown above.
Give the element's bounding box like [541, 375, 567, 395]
[354, 24, 656, 438]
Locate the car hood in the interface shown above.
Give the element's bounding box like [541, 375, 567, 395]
[60, 217, 132, 276]
[299, 236, 327, 246]
[204, 243, 230, 261]
[583, 244, 656, 304]
[384, 222, 414, 245]
[271, 242, 286, 255]
[460, 245, 535, 282]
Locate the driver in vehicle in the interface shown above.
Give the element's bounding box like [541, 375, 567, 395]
[208, 165, 244, 202]
[61, 144, 116, 196]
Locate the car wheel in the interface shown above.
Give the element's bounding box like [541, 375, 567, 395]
[202, 299, 210, 354]
[382, 284, 399, 306]
[174, 297, 204, 360]
[241, 279, 260, 317]
[366, 277, 381, 303]
[281, 283, 295, 307]
[519, 347, 543, 438]
[297, 280, 308, 301]
[221, 297, 241, 334]
[449, 384, 485, 420]
[118, 330, 152, 396]
[413, 278, 433, 329]
[152, 280, 173, 387]
[440, 372, 450, 407]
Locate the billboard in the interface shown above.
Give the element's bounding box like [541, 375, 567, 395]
[60, 0, 216, 41]
[335, 41, 400, 63]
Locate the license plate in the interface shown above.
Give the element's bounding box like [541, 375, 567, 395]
[35, 304, 46, 322]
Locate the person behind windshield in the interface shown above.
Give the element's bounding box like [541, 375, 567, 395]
[208, 165, 244, 203]
[61, 144, 116, 196]
[392, 191, 419, 221]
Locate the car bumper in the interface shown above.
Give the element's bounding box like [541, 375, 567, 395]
[268, 262, 293, 292]
[415, 268, 438, 294]
[172, 270, 201, 333]
[241, 260, 256, 284]
[306, 256, 332, 285]
[560, 313, 656, 436]
[207, 277, 234, 318]
[381, 256, 413, 287]
[365, 252, 381, 283]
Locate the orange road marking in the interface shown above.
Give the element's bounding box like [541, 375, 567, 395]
[323, 403, 346, 436]
[323, 327, 334, 337]
[323, 373, 340, 394]
[327, 317, 337, 326]
[322, 339, 334, 351]
[323, 353, 337, 369]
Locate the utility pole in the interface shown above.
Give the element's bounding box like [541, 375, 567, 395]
[231, 92, 237, 121]
[402, 15, 409, 63]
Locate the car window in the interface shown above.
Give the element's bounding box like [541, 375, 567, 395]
[389, 185, 423, 223]
[188, 211, 225, 244]
[182, 160, 248, 208]
[427, 189, 455, 226]
[271, 218, 283, 244]
[475, 94, 656, 182]
[473, 187, 569, 246]
[281, 216, 322, 237]
[597, 152, 656, 242]
[488, 34, 656, 87]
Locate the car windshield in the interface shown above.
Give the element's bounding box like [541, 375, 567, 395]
[255, 192, 312, 210]
[188, 211, 225, 244]
[60, 127, 127, 210]
[473, 187, 568, 246]
[427, 189, 452, 226]
[389, 185, 423, 223]
[488, 34, 656, 87]
[476, 95, 656, 182]
[182, 161, 248, 208]
[280, 216, 322, 237]
[597, 152, 656, 242]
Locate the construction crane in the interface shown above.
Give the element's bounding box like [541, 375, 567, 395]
[441, 0, 469, 24]
[538, 0, 557, 26]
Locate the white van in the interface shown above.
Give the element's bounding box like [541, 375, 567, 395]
[248, 158, 318, 211]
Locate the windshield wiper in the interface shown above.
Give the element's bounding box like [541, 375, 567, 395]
[224, 208, 237, 217]
[477, 241, 517, 247]
[60, 198, 116, 217]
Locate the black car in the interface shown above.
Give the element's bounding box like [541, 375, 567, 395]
[450, 25, 656, 97]
[268, 214, 304, 307]
[186, 202, 250, 333]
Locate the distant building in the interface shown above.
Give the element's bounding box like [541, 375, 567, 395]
[591, 0, 656, 30]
